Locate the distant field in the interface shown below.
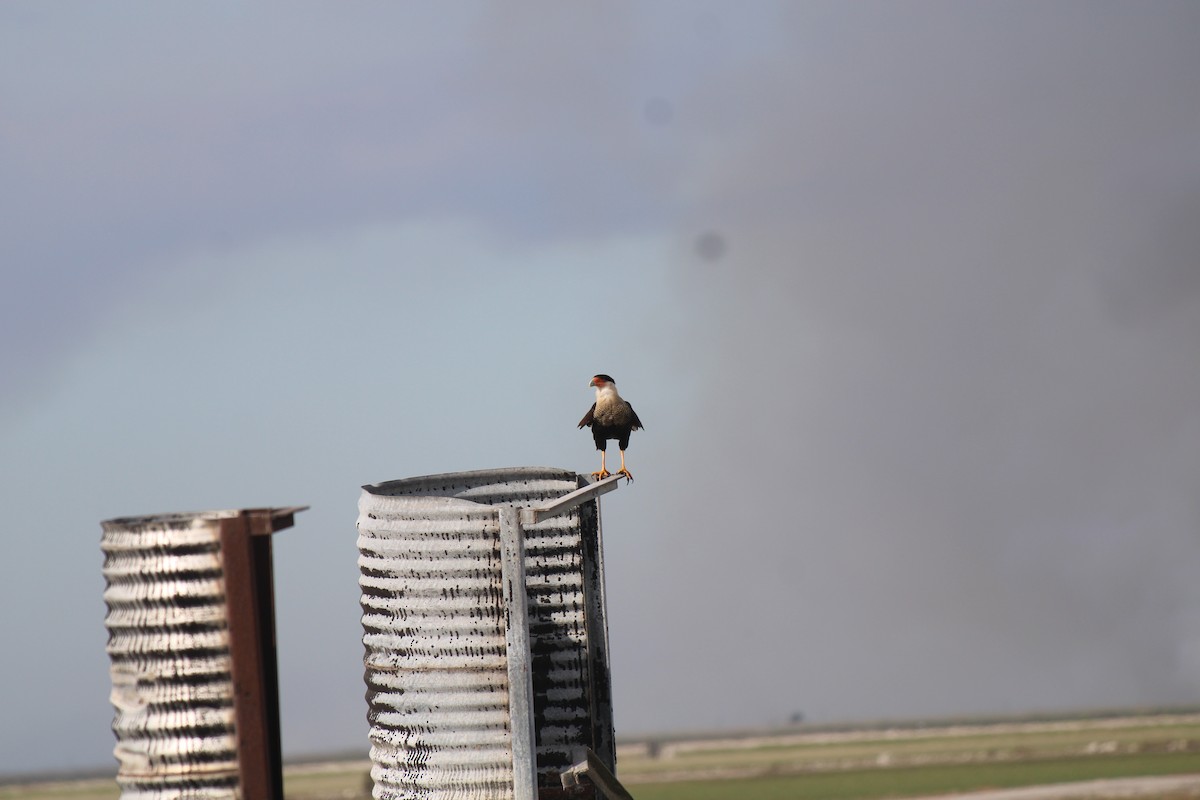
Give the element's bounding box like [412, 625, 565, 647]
[626, 754, 1200, 800]
[3, 711, 1198, 800]
[616, 713, 1200, 781]
[617, 712, 1200, 798]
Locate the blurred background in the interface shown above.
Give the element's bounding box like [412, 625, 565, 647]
[2, 1, 1199, 777]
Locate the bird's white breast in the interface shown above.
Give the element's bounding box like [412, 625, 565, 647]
[592, 387, 626, 425]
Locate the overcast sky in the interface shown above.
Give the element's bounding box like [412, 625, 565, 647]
[2, 1, 1199, 777]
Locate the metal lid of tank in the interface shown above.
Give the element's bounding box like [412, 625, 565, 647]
[102, 506, 307, 531]
[363, 466, 583, 508]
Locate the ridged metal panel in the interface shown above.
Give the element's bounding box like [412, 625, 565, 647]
[523, 509, 593, 776]
[101, 512, 241, 800]
[359, 490, 513, 800]
[359, 467, 614, 795]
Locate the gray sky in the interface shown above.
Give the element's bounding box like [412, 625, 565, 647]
[2, 1, 1199, 775]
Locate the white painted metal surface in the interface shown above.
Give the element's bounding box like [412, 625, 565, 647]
[101, 511, 242, 800]
[359, 489, 514, 800]
[358, 467, 617, 799]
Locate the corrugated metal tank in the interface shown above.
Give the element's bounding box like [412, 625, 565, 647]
[101, 511, 242, 800]
[358, 467, 614, 800]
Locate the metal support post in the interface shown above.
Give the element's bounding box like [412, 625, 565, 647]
[499, 507, 539, 800]
[579, 492, 615, 771]
[517, 473, 623, 776]
[218, 507, 305, 800]
[560, 748, 636, 800]
[519, 473, 624, 526]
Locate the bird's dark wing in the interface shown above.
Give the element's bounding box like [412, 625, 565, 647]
[627, 403, 644, 430]
[578, 403, 596, 429]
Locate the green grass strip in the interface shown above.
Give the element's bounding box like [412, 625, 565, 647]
[626, 751, 1200, 800]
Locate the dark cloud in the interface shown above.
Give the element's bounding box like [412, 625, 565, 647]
[635, 2, 1200, 723]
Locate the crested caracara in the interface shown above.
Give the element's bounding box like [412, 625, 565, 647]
[578, 374, 644, 481]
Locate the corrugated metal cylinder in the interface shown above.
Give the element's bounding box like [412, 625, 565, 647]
[358, 467, 614, 800]
[101, 511, 242, 800]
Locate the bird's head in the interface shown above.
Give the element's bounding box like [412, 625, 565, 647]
[590, 374, 616, 389]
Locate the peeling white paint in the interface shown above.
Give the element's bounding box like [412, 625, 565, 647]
[101, 513, 240, 799]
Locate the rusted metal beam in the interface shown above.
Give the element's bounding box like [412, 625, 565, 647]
[246, 505, 309, 535]
[219, 507, 304, 800]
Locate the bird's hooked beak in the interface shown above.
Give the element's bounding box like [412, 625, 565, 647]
[589, 377, 600, 388]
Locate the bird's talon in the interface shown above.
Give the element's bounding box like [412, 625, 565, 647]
[591, 469, 611, 481]
[617, 468, 634, 482]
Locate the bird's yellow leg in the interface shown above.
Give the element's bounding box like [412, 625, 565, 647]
[591, 450, 611, 481]
[616, 450, 634, 482]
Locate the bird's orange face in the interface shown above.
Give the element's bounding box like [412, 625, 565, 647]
[590, 376, 606, 388]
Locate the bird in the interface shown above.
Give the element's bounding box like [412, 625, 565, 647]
[578, 374, 644, 481]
